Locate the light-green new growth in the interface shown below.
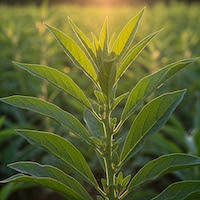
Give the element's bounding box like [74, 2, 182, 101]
[1, 8, 200, 200]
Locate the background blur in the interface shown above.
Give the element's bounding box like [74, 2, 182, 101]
[0, 0, 200, 199]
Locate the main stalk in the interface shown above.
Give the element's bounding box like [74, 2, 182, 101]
[103, 98, 117, 200]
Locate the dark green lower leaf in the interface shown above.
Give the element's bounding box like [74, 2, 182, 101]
[183, 191, 200, 200]
[1, 174, 85, 200]
[16, 129, 98, 187]
[152, 181, 200, 200]
[0, 96, 92, 146]
[128, 153, 200, 191]
[8, 161, 92, 200]
[121, 90, 186, 164]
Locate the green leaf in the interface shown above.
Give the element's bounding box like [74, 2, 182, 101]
[183, 191, 200, 200]
[111, 92, 129, 110]
[98, 59, 116, 96]
[99, 17, 108, 53]
[117, 172, 124, 185]
[120, 90, 186, 163]
[111, 8, 145, 56]
[122, 175, 131, 189]
[152, 181, 200, 200]
[13, 62, 93, 110]
[16, 129, 98, 187]
[97, 195, 104, 200]
[116, 30, 161, 81]
[94, 90, 106, 104]
[1, 174, 84, 200]
[68, 18, 97, 68]
[91, 32, 99, 51]
[108, 32, 116, 52]
[8, 161, 92, 200]
[45, 23, 97, 83]
[84, 108, 104, 137]
[0, 116, 5, 128]
[128, 153, 200, 191]
[121, 58, 198, 121]
[0, 96, 92, 145]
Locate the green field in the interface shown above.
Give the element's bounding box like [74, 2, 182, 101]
[0, 2, 200, 200]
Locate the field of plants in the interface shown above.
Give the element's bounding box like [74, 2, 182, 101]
[0, 2, 200, 200]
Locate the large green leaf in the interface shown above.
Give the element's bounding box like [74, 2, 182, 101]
[121, 58, 198, 121]
[111, 8, 145, 56]
[8, 161, 92, 200]
[16, 129, 98, 187]
[1, 174, 84, 200]
[0, 96, 92, 145]
[120, 90, 186, 163]
[116, 30, 160, 81]
[128, 154, 200, 191]
[45, 23, 97, 83]
[152, 181, 200, 200]
[13, 62, 93, 110]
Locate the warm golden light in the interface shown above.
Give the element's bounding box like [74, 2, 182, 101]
[93, 0, 122, 6]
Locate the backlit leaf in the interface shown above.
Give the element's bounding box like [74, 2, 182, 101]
[99, 17, 108, 53]
[111, 8, 145, 56]
[68, 18, 97, 69]
[45, 23, 97, 83]
[116, 30, 161, 81]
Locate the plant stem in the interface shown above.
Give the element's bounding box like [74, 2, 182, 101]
[103, 98, 117, 199]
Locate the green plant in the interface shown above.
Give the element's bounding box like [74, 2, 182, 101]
[143, 94, 200, 181]
[1, 8, 200, 200]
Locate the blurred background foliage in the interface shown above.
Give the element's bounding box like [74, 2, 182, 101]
[0, 0, 200, 199]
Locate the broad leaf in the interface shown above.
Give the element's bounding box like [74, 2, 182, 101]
[9, 161, 92, 200]
[111, 8, 145, 56]
[152, 181, 200, 200]
[45, 23, 97, 83]
[122, 58, 198, 121]
[116, 30, 161, 81]
[16, 129, 98, 187]
[1, 174, 84, 200]
[13, 62, 93, 110]
[0, 96, 92, 145]
[120, 90, 186, 163]
[128, 153, 200, 191]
